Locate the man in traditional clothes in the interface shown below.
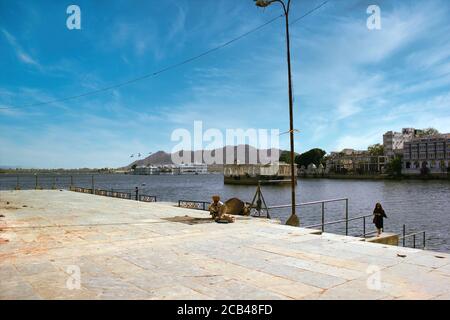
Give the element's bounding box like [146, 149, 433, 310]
[208, 195, 235, 223]
[208, 195, 223, 220]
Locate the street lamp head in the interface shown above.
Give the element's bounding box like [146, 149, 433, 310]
[254, 0, 272, 8]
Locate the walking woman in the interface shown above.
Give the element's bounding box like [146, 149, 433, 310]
[373, 203, 387, 236]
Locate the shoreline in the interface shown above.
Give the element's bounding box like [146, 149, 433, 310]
[298, 174, 450, 181]
[2, 171, 450, 180]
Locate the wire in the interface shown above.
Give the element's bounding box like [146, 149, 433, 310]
[290, 0, 329, 25]
[1, 1, 330, 110]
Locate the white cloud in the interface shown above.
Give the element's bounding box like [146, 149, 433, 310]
[1, 28, 41, 68]
[335, 131, 382, 151]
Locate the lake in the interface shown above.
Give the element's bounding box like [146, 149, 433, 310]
[1, 173, 449, 253]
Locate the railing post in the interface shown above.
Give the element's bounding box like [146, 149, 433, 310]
[413, 234, 416, 248]
[91, 175, 94, 194]
[70, 175, 73, 188]
[345, 199, 349, 236]
[35, 175, 38, 190]
[52, 176, 56, 189]
[16, 175, 20, 190]
[403, 224, 406, 247]
[423, 232, 426, 249]
[178, 200, 181, 207]
[321, 202, 325, 232]
[363, 216, 366, 237]
[135, 187, 139, 201]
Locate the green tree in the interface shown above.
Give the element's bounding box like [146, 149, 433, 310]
[417, 128, 439, 137]
[368, 143, 384, 156]
[295, 148, 326, 168]
[131, 164, 137, 171]
[386, 156, 403, 176]
[279, 150, 299, 164]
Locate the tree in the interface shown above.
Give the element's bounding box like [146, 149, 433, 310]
[279, 150, 299, 164]
[295, 148, 326, 168]
[368, 143, 384, 156]
[131, 164, 137, 171]
[417, 128, 439, 137]
[386, 156, 403, 176]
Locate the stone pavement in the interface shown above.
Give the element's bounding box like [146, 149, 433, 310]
[0, 190, 449, 300]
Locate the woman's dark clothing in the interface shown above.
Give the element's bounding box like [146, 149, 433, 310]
[373, 208, 387, 229]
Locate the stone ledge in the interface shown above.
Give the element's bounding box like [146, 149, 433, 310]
[365, 232, 399, 246]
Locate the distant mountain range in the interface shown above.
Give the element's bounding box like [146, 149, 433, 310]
[124, 145, 282, 169]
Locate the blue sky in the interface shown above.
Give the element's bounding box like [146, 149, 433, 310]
[0, 0, 449, 168]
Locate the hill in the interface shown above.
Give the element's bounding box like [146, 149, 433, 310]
[124, 145, 282, 169]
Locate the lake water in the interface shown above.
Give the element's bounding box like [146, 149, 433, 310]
[1, 173, 449, 253]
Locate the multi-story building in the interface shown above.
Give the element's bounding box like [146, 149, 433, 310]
[383, 128, 420, 158]
[177, 163, 208, 174]
[403, 134, 450, 174]
[223, 162, 295, 185]
[326, 149, 387, 174]
[133, 166, 161, 175]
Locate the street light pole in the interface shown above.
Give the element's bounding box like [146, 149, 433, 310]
[254, 0, 299, 226]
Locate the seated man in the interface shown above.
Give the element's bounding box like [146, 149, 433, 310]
[208, 195, 223, 220]
[208, 195, 235, 223]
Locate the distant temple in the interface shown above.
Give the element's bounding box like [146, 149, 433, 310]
[223, 162, 296, 185]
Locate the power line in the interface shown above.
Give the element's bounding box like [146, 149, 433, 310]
[1, 1, 329, 110]
[291, 0, 329, 25]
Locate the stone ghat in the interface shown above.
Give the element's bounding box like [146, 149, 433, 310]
[0, 190, 449, 300]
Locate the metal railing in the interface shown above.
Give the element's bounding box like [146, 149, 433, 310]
[1, 174, 99, 191]
[269, 198, 351, 234]
[400, 224, 426, 249]
[70, 186, 157, 203]
[175, 194, 430, 249]
[139, 195, 157, 202]
[71, 186, 94, 194]
[178, 200, 210, 210]
[303, 213, 374, 236]
[70, 186, 132, 199]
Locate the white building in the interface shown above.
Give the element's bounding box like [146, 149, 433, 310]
[133, 166, 160, 175]
[177, 163, 208, 174]
[326, 149, 387, 174]
[403, 134, 450, 174]
[383, 128, 420, 158]
[223, 162, 295, 185]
